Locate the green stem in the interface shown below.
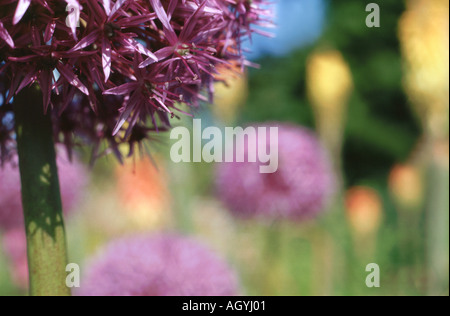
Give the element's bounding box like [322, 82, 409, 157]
[426, 155, 449, 296]
[14, 85, 71, 296]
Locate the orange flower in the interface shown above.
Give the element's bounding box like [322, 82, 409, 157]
[389, 164, 424, 209]
[115, 157, 171, 229]
[345, 186, 383, 236]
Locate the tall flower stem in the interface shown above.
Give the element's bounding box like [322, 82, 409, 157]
[13, 85, 70, 296]
[425, 139, 449, 296]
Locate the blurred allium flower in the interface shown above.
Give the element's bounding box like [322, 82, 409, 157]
[2, 228, 28, 289]
[77, 234, 239, 296]
[0, 0, 273, 162]
[216, 123, 335, 221]
[0, 149, 88, 230]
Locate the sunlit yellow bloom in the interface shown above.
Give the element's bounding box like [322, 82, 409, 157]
[213, 61, 248, 124]
[307, 50, 353, 162]
[399, 0, 449, 139]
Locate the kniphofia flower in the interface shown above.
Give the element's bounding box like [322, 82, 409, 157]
[345, 186, 383, 237]
[388, 164, 424, 210]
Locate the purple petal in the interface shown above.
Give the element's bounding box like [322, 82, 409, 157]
[102, 38, 112, 82]
[38, 70, 53, 113]
[112, 91, 141, 135]
[102, 0, 111, 16]
[0, 21, 14, 48]
[65, 0, 82, 40]
[103, 82, 137, 95]
[56, 63, 89, 95]
[149, 0, 177, 43]
[109, 0, 128, 19]
[44, 21, 56, 43]
[180, 0, 208, 42]
[118, 34, 158, 62]
[69, 30, 100, 52]
[6, 70, 26, 103]
[17, 70, 38, 93]
[139, 46, 174, 68]
[13, 0, 32, 25]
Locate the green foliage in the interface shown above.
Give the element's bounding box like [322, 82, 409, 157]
[242, 0, 421, 187]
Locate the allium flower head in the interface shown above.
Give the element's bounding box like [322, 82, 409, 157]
[216, 123, 336, 221]
[0, 149, 88, 230]
[2, 228, 28, 289]
[77, 234, 239, 296]
[0, 0, 273, 162]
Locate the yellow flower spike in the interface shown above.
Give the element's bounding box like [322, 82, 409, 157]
[114, 156, 172, 230]
[306, 50, 353, 165]
[399, 0, 450, 139]
[307, 50, 353, 110]
[212, 61, 248, 124]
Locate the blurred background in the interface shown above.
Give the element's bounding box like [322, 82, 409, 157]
[0, 0, 449, 296]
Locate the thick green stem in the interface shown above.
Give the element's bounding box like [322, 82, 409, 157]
[426, 156, 449, 296]
[14, 85, 71, 296]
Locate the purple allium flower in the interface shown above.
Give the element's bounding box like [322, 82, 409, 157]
[0, 148, 88, 230]
[0, 0, 273, 163]
[2, 228, 28, 288]
[216, 123, 336, 221]
[77, 234, 239, 296]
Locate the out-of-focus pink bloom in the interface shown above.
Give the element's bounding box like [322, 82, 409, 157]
[77, 234, 239, 296]
[2, 228, 28, 289]
[216, 123, 336, 221]
[0, 0, 274, 163]
[0, 149, 88, 230]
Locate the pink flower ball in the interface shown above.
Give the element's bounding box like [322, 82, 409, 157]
[216, 123, 336, 221]
[2, 228, 28, 289]
[77, 234, 239, 296]
[0, 150, 88, 230]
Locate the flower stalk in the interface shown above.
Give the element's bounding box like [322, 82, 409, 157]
[14, 85, 70, 296]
